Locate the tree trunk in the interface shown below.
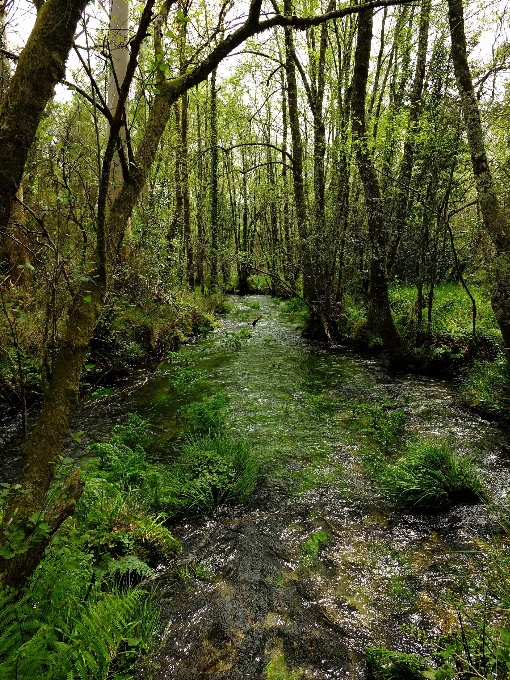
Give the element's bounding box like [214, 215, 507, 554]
[0, 0, 89, 233]
[387, 0, 431, 274]
[209, 68, 219, 289]
[351, 4, 402, 355]
[447, 0, 510, 356]
[284, 1, 312, 301]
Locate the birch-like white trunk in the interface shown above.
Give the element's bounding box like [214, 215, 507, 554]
[108, 0, 130, 207]
[0, 0, 9, 99]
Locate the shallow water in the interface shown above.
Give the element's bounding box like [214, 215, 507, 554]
[2, 295, 509, 678]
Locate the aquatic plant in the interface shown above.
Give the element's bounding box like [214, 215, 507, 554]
[222, 329, 252, 350]
[366, 647, 427, 679]
[346, 399, 408, 454]
[382, 439, 486, 512]
[167, 434, 259, 515]
[300, 529, 328, 568]
[281, 297, 308, 314]
[179, 391, 229, 437]
[458, 358, 510, 417]
[265, 648, 299, 680]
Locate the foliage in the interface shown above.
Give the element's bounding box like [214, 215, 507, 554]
[458, 358, 510, 417]
[222, 328, 252, 350]
[345, 399, 408, 454]
[0, 417, 178, 680]
[366, 647, 427, 680]
[166, 434, 259, 515]
[265, 649, 299, 680]
[0, 582, 158, 680]
[382, 438, 486, 512]
[300, 529, 328, 568]
[88, 394, 259, 519]
[281, 298, 308, 314]
[422, 517, 510, 680]
[179, 392, 229, 437]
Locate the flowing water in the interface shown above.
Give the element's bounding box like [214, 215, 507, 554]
[1, 295, 509, 678]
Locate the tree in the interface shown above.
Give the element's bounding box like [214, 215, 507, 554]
[351, 3, 403, 355]
[447, 0, 510, 358]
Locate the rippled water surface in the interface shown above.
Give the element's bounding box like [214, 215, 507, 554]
[2, 295, 509, 679]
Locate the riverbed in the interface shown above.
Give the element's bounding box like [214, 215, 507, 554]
[2, 294, 508, 678]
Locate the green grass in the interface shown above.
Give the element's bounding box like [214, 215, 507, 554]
[281, 297, 308, 314]
[458, 358, 510, 416]
[382, 438, 486, 512]
[388, 283, 499, 343]
[336, 284, 503, 363]
[366, 647, 427, 680]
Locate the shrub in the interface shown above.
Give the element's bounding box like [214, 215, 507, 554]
[366, 647, 427, 680]
[382, 439, 486, 512]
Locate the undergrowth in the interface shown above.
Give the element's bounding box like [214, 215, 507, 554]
[0, 377, 260, 678]
[458, 358, 510, 418]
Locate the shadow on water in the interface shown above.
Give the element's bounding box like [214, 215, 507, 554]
[2, 295, 509, 678]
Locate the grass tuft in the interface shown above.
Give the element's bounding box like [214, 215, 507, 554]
[382, 438, 486, 512]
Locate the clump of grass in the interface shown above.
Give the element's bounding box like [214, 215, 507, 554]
[366, 647, 427, 680]
[165, 435, 258, 515]
[222, 328, 252, 350]
[89, 393, 259, 520]
[179, 392, 229, 437]
[382, 439, 486, 512]
[345, 399, 408, 454]
[458, 358, 510, 417]
[281, 297, 308, 314]
[246, 300, 260, 309]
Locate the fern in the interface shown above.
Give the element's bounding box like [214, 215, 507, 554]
[0, 585, 153, 680]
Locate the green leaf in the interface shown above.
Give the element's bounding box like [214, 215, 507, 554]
[83, 295, 92, 303]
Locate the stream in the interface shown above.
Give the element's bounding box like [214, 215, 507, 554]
[2, 294, 509, 678]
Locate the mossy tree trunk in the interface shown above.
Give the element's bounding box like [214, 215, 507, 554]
[351, 4, 403, 356]
[447, 0, 510, 358]
[209, 68, 220, 290]
[284, 0, 313, 302]
[0, 0, 89, 234]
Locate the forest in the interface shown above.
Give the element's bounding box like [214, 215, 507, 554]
[0, 0, 510, 676]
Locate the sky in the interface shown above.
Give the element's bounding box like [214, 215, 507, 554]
[4, 0, 509, 102]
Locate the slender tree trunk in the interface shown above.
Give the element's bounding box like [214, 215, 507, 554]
[209, 68, 219, 289]
[0, 1, 8, 99]
[195, 87, 205, 292]
[387, 0, 431, 274]
[447, 0, 510, 356]
[284, 0, 312, 301]
[351, 4, 402, 355]
[181, 90, 193, 288]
